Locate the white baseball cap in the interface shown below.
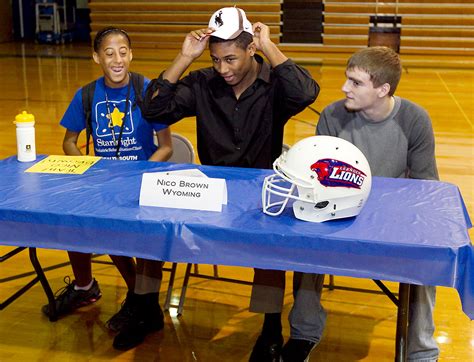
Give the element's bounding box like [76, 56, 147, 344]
[208, 7, 254, 40]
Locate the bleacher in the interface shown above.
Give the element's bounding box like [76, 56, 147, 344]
[89, 1, 281, 48]
[88, 0, 474, 56]
[323, 0, 474, 55]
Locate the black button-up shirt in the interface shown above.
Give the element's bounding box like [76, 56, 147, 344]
[143, 55, 319, 169]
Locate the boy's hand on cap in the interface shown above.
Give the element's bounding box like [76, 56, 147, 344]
[252, 22, 271, 51]
[181, 28, 213, 60]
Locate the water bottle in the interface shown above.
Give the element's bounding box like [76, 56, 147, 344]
[14, 111, 36, 162]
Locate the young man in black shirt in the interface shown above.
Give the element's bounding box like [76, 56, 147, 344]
[143, 7, 321, 361]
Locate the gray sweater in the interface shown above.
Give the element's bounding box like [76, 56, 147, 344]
[316, 96, 439, 180]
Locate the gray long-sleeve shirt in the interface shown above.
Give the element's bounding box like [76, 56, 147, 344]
[317, 97, 439, 180]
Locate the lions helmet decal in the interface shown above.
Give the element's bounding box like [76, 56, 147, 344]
[311, 159, 367, 189]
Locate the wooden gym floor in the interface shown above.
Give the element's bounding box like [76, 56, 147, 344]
[0, 41, 472, 361]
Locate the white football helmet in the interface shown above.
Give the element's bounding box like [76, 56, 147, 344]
[262, 135, 372, 222]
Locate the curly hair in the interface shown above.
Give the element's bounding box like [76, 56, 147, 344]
[209, 31, 253, 50]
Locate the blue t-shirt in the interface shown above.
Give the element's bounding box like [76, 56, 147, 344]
[60, 76, 167, 161]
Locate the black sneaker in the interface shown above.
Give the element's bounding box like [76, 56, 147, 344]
[249, 333, 284, 362]
[41, 277, 102, 318]
[281, 338, 316, 362]
[112, 300, 164, 351]
[106, 291, 138, 332]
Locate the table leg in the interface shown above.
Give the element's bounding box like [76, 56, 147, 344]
[29, 247, 57, 322]
[177, 263, 193, 316]
[395, 283, 410, 362]
[164, 262, 178, 311]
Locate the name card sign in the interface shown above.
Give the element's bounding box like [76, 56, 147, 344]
[25, 155, 101, 174]
[139, 170, 227, 212]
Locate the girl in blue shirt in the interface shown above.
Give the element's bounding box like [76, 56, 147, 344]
[46, 27, 171, 351]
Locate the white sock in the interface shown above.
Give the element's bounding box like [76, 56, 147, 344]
[74, 279, 94, 291]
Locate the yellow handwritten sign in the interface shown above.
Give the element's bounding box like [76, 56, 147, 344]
[25, 155, 101, 175]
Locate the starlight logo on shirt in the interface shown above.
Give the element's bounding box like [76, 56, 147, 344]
[94, 100, 134, 138]
[310, 158, 366, 189]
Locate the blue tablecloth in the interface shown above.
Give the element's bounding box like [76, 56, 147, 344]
[0, 156, 472, 318]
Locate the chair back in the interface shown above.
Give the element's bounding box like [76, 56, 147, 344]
[168, 133, 195, 164]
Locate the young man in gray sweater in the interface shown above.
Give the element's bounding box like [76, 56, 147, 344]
[312, 46, 439, 362]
